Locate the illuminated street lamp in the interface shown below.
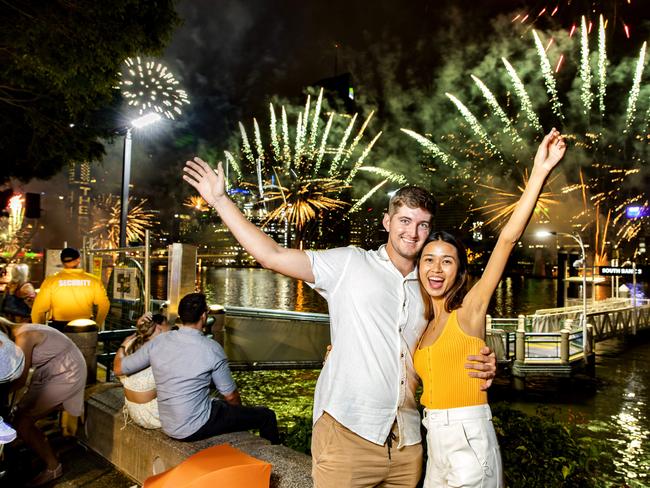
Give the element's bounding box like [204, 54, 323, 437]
[119, 113, 161, 248]
[536, 230, 588, 354]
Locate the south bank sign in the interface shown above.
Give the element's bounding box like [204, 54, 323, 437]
[599, 266, 644, 277]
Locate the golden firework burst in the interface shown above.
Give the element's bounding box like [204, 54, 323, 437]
[258, 178, 349, 230]
[473, 171, 561, 227]
[184, 195, 210, 212]
[221, 89, 406, 246]
[91, 195, 157, 248]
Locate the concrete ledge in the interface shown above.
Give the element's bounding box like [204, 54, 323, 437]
[79, 385, 312, 487]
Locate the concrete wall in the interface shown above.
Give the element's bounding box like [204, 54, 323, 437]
[79, 385, 312, 487]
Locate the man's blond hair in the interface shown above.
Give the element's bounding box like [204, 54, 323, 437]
[388, 186, 436, 218]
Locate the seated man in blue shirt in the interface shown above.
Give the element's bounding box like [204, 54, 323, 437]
[114, 293, 280, 444]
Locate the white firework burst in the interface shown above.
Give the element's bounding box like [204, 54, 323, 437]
[118, 57, 190, 120]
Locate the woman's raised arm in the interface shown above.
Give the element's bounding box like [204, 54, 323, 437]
[462, 129, 566, 332]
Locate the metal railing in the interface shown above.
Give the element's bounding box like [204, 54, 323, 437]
[82, 230, 158, 330]
[98, 296, 649, 379]
[97, 305, 332, 380]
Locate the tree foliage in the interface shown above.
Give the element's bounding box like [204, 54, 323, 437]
[0, 0, 179, 182]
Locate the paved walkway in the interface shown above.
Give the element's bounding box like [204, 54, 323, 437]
[2, 420, 135, 488]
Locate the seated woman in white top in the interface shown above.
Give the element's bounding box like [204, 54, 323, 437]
[118, 313, 171, 429]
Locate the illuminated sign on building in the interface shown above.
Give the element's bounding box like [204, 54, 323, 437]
[599, 266, 643, 276]
[625, 205, 649, 218]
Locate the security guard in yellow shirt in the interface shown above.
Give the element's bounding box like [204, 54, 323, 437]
[31, 248, 110, 331]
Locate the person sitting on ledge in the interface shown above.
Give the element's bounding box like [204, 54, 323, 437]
[0, 317, 86, 487]
[113, 292, 280, 444]
[2, 264, 36, 323]
[117, 312, 172, 429]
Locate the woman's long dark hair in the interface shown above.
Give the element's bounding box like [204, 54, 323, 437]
[419, 230, 469, 319]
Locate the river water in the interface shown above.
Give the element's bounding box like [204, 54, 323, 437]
[194, 267, 649, 485]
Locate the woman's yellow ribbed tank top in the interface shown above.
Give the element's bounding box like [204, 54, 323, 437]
[414, 309, 488, 409]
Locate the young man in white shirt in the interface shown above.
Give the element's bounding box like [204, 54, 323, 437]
[183, 158, 496, 487]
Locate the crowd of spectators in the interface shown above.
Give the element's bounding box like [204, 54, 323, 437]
[0, 249, 277, 486]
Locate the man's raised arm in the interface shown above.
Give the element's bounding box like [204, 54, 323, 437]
[183, 157, 314, 283]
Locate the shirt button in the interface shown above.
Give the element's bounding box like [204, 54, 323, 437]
[401, 380, 404, 385]
[400, 352, 404, 358]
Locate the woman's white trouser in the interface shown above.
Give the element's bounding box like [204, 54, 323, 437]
[422, 404, 503, 488]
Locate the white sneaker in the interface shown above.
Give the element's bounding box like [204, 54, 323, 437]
[0, 417, 16, 444]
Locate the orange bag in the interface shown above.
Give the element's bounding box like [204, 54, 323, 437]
[144, 444, 271, 488]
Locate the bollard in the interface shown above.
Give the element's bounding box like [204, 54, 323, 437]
[515, 315, 526, 362]
[517, 314, 526, 332]
[585, 323, 593, 356]
[560, 327, 570, 364]
[64, 319, 98, 383]
[208, 304, 226, 346]
[564, 318, 574, 331]
[585, 323, 596, 372]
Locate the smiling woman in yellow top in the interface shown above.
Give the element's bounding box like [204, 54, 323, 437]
[414, 129, 566, 488]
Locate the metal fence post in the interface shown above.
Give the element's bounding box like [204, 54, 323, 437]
[486, 314, 492, 332]
[144, 230, 150, 314]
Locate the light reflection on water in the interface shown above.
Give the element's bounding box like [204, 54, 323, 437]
[155, 267, 649, 483]
[502, 335, 650, 486]
[199, 267, 328, 312]
[194, 268, 562, 316]
[595, 337, 649, 485]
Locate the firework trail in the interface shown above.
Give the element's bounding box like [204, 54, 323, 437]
[405, 22, 648, 258]
[624, 41, 647, 131]
[221, 89, 405, 245]
[7, 194, 24, 237]
[119, 57, 190, 120]
[471, 74, 523, 144]
[511, 1, 636, 41]
[445, 93, 503, 162]
[579, 17, 594, 115]
[597, 15, 607, 115]
[0, 194, 33, 257]
[502, 57, 544, 132]
[533, 30, 563, 119]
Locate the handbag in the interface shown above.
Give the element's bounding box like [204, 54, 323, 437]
[1, 286, 31, 318]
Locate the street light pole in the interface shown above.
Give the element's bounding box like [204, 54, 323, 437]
[119, 128, 132, 249]
[567, 233, 588, 347]
[536, 230, 588, 356]
[118, 113, 161, 249]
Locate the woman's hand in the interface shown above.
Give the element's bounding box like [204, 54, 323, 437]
[533, 128, 566, 172]
[118, 332, 137, 358]
[183, 158, 226, 208]
[136, 312, 153, 328]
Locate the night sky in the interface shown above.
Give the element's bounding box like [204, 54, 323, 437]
[160, 0, 649, 139]
[21, 0, 650, 246]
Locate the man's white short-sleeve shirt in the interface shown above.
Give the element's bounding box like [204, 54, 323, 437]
[306, 245, 428, 447]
